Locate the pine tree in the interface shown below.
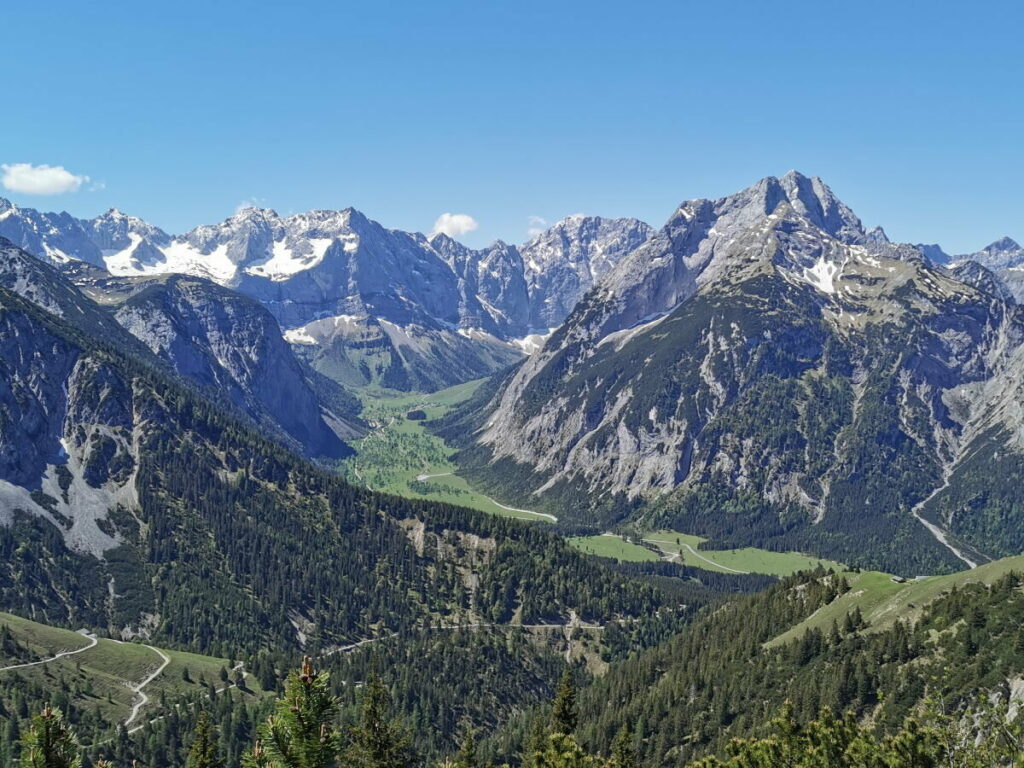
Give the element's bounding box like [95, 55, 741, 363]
[533, 733, 602, 768]
[344, 671, 415, 768]
[523, 713, 548, 768]
[19, 705, 82, 768]
[550, 671, 577, 735]
[187, 712, 225, 768]
[452, 723, 479, 768]
[609, 724, 637, 768]
[244, 657, 339, 768]
[343, 672, 416, 768]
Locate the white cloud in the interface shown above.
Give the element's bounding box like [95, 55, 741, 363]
[1, 163, 90, 195]
[432, 212, 478, 238]
[527, 215, 548, 238]
[235, 197, 268, 214]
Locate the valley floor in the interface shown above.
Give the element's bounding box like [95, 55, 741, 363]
[342, 380, 556, 522]
[345, 381, 859, 577]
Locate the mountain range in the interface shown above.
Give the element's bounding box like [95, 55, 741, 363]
[2, 173, 1023, 578]
[437, 172, 1024, 575]
[4, 172, 1024, 767]
[0, 198, 654, 391]
[0, 247, 664, 651]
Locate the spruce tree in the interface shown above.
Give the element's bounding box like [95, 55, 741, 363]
[19, 705, 82, 768]
[187, 712, 225, 768]
[245, 657, 339, 768]
[453, 723, 479, 768]
[609, 724, 637, 768]
[550, 671, 577, 735]
[343, 673, 416, 768]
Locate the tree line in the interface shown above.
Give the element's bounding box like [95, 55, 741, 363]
[13, 655, 1024, 767]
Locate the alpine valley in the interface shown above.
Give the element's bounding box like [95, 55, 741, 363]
[3, 172, 1024, 768]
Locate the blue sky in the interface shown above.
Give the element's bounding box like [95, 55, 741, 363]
[3, 0, 1022, 251]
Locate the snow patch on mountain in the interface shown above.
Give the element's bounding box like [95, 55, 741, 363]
[510, 330, 554, 355]
[245, 237, 336, 280]
[804, 256, 841, 294]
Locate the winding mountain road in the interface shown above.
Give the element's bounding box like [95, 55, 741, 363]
[124, 645, 171, 728]
[0, 632, 98, 672]
[480, 495, 557, 523]
[126, 660, 247, 734]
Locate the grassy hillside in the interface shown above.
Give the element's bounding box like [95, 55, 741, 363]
[568, 534, 661, 562]
[767, 554, 1024, 647]
[643, 530, 845, 576]
[568, 530, 845, 575]
[0, 611, 269, 735]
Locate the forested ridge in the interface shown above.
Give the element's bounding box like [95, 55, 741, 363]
[0, 284, 675, 658]
[5, 566, 1024, 766]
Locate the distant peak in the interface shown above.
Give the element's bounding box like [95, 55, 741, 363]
[781, 169, 814, 184]
[339, 207, 372, 227]
[866, 225, 890, 244]
[232, 205, 278, 221]
[428, 231, 462, 252]
[915, 243, 951, 265]
[983, 236, 1022, 253]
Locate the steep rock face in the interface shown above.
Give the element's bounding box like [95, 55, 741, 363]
[110, 275, 350, 458]
[444, 173, 1024, 574]
[0, 242, 352, 459]
[0, 293, 137, 558]
[431, 234, 532, 337]
[520, 215, 654, 330]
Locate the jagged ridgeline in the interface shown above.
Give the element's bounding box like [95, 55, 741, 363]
[439, 172, 1024, 575]
[0, 197, 654, 393]
[0, 270, 667, 656]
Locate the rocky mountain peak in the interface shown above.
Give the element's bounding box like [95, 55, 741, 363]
[458, 175, 1024, 574]
[983, 236, 1022, 254]
[520, 214, 654, 330]
[915, 243, 951, 265]
[959, 236, 1024, 271]
[866, 225, 890, 244]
